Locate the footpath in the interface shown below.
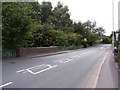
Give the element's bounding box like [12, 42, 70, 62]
[2, 47, 88, 62]
[2, 50, 70, 62]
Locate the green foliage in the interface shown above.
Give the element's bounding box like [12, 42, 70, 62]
[2, 2, 107, 49]
[51, 30, 68, 46]
[66, 33, 82, 46]
[40, 1, 53, 24]
[51, 2, 72, 30]
[117, 30, 120, 51]
[2, 2, 37, 48]
[102, 36, 112, 44]
[28, 2, 41, 23]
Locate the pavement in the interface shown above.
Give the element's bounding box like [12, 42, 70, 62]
[1, 44, 119, 88]
[2, 47, 91, 62]
[2, 51, 69, 63]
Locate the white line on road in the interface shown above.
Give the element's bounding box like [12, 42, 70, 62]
[16, 64, 58, 75]
[85, 51, 108, 88]
[92, 52, 108, 88]
[31, 65, 58, 75]
[62, 58, 73, 63]
[115, 62, 119, 70]
[0, 82, 12, 88]
[16, 64, 45, 73]
[54, 58, 73, 64]
[113, 59, 119, 70]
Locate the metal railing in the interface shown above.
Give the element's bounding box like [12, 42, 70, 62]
[2, 49, 17, 58]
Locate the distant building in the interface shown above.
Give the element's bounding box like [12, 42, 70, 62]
[118, 1, 120, 29]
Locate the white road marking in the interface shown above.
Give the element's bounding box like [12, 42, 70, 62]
[54, 52, 92, 64]
[17, 64, 45, 73]
[63, 58, 73, 63]
[112, 55, 120, 75]
[54, 51, 92, 64]
[115, 62, 119, 69]
[54, 58, 73, 64]
[0, 82, 12, 88]
[92, 52, 108, 88]
[113, 59, 120, 71]
[16, 64, 57, 75]
[31, 65, 57, 75]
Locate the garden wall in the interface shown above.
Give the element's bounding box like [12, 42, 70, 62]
[17, 46, 59, 57]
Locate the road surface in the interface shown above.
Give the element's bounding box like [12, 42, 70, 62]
[1, 44, 118, 88]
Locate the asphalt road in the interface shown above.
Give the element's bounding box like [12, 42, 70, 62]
[1, 44, 118, 88]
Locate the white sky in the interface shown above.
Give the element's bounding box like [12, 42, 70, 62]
[39, 0, 120, 36]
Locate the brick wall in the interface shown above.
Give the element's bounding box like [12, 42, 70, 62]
[17, 46, 59, 57]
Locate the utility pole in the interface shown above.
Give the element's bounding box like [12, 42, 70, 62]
[112, 0, 114, 49]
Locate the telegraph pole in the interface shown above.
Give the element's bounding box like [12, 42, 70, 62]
[112, 0, 114, 49]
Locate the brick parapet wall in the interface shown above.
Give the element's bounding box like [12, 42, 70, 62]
[17, 46, 59, 57]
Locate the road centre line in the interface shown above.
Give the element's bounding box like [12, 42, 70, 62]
[63, 59, 73, 63]
[71, 48, 95, 54]
[54, 58, 73, 64]
[0, 82, 12, 88]
[54, 51, 93, 64]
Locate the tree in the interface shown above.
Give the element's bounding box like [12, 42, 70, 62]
[51, 2, 73, 31]
[2, 2, 37, 48]
[2, 1, 107, 49]
[40, 1, 53, 24]
[102, 36, 111, 44]
[73, 22, 85, 35]
[28, 2, 41, 23]
[95, 27, 105, 36]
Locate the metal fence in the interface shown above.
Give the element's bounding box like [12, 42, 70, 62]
[2, 49, 17, 58]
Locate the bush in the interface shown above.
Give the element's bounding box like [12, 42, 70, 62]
[66, 33, 82, 46]
[114, 52, 120, 68]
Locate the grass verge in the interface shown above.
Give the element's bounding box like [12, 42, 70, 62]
[114, 52, 120, 69]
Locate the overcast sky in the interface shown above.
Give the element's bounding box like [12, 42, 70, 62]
[39, 0, 120, 36]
